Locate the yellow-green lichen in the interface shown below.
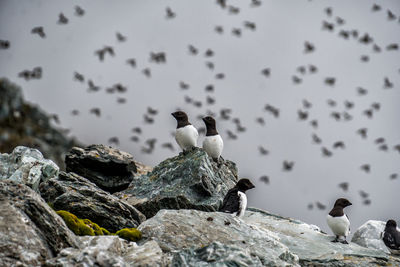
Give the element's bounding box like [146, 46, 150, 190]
[116, 228, 142, 242]
[56, 210, 109, 236]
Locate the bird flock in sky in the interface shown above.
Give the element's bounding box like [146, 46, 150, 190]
[0, 1, 399, 214]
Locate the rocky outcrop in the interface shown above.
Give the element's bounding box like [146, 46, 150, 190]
[39, 171, 146, 233]
[0, 146, 59, 192]
[2, 145, 399, 267]
[0, 181, 78, 266]
[138, 208, 400, 266]
[65, 145, 138, 193]
[243, 208, 399, 266]
[46, 236, 167, 267]
[138, 209, 299, 266]
[0, 78, 80, 169]
[117, 147, 238, 218]
[351, 220, 399, 254]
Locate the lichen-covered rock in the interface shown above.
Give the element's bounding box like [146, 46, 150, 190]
[351, 220, 399, 254]
[0, 146, 59, 192]
[46, 236, 167, 267]
[116, 228, 142, 242]
[56, 210, 110, 236]
[0, 78, 81, 170]
[243, 208, 400, 266]
[138, 209, 299, 266]
[172, 241, 264, 266]
[117, 148, 238, 218]
[39, 171, 145, 233]
[0, 181, 78, 266]
[65, 145, 137, 193]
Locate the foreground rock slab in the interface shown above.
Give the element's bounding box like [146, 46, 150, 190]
[40, 171, 145, 233]
[138, 209, 299, 266]
[46, 236, 166, 267]
[243, 208, 400, 266]
[0, 181, 78, 266]
[0, 146, 59, 192]
[117, 148, 238, 218]
[65, 145, 137, 193]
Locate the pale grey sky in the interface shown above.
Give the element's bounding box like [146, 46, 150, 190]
[0, 0, 399, 235]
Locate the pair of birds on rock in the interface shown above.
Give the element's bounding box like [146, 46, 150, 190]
[172, 111, 255, 218]
[171, 111, 223, 161]
[327, 198, 400, 254]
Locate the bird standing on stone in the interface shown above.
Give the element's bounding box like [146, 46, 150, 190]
[326, 198, 352, 244]
[171, 111, 198, 153]
[220, 178, 255, 217]
[382, 220, 400, 255]
[202, 116, 223, 162]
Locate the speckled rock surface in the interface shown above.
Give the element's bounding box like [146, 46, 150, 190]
[0, 146, 59, 192]
[172, 241, 264, 267]
[243, 208, 400, 266]
[116, 147, 238, 218]
[0, 181, 78, 266]
[39, 171, 145, 233]
[46, 236, 167, 267]
[351, 220, 400, 254]
[65, 145, 137, 193]
[138, 209, 299, 266]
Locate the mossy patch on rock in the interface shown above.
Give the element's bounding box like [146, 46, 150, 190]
[116, 228, 142, 242]
[56, 210, 109, 236]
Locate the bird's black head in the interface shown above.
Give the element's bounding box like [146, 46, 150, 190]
[202, 116, 216, 126]
[171, 111, 188, 120]
[202, 116, 218, 135]
[236, 178, 255, 192]
[333, 198, 352, 208]
[386, 219, 397, 228]
[171, 111, 190, 128]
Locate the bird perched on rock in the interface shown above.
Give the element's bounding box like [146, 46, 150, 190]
[202, 116, 223, 162]
[326, 198, 352, 244]
[382, 220, 400, 255]
[171, 111, 198, 152]
[220, 178, 255, 217]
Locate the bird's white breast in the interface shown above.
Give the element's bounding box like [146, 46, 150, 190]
[237, 191, 247, 217]
[326, 214, 350, 237]
[202, 134, 223, 159]
[175, 125, 198, 151]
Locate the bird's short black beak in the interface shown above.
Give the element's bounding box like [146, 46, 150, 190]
[348, 202, 352, 206]
[202, 117, 206, 122]
[171, 112, 176, 118]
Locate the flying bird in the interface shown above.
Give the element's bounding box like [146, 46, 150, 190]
[0, 40, 10, 49]
[57, 13, 68, 24]
[74, 5, 85, 16]
[31, 26, 46, 38]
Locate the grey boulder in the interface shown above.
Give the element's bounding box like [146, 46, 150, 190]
[46, 236, 166, 267]
[116, 147, 238, 218]
[65, 145, 137, 193]
[138, 209, 299, 266]
[39, 171, 145, 233]
[351, 220, 399, 254]
[0, 181, 78, 266]
[0, 146, 59, 192]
